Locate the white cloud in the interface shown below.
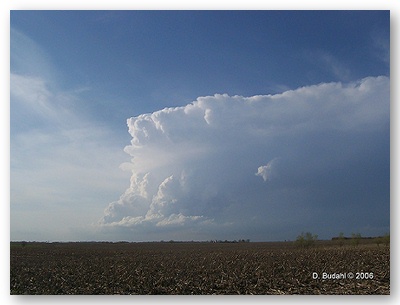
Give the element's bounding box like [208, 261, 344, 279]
[100, 76, 389, 240]
[255, 158, 279, 182]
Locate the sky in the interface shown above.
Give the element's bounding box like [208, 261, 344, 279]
[9, 9, 391, 242]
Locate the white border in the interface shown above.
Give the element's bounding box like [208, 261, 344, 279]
[2, 1, 398, 304]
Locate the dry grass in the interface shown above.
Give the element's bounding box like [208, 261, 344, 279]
[10, 241, 389, 295]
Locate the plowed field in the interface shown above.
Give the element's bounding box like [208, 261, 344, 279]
[10, 241, 389, 295]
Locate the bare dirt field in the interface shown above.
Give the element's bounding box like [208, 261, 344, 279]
[10, 240, 389, 295]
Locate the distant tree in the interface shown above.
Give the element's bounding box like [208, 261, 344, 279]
[351, 233, 362, 246]
[337, 232, 345, 247]
[375, 236, 382, 247]
[383, 233, 390, 246]
[296, 232, 318, 248]
[296, 233, 305, 247]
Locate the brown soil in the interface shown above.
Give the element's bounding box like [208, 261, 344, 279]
[10, 241, 390, 295]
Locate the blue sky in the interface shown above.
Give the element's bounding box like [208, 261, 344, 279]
[10, 10, 390, 241]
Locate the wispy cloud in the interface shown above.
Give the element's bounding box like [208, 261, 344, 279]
[10, 28, 56, 81]
[10, 27, 134, 241]
[10, 74, 130, 241]
[370, 27, 390, 64]
[310, 50, 352, 81]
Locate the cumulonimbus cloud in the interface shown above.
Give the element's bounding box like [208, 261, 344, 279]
[100, 76, 389, 239]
